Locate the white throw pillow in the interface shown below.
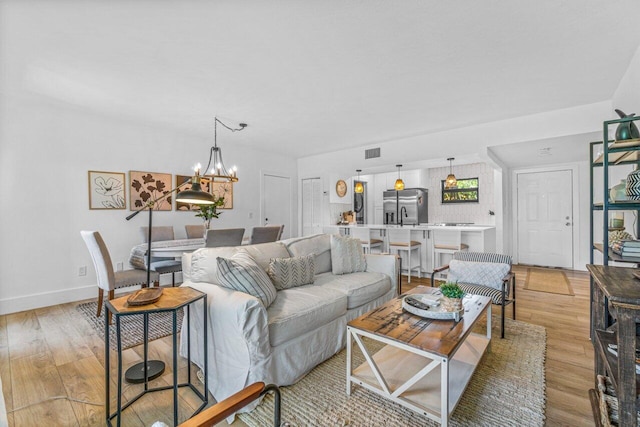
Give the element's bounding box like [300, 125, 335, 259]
[268, 254, 315, 290]
[330, 234, 366, 275]
[447, 259, 510, 291]
[216, 252, 277, 308]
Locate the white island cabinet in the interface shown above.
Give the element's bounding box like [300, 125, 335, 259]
[327, 224, 496, 275]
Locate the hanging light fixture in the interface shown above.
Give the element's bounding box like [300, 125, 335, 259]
[394, 164, 405, 191]
[444, 157, 457, 189]
[203, 116, 247, 183]
[354, 169, 364, 193]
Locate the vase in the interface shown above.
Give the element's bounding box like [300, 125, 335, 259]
[610, 179, 627, 201]
[441, 297, 463, 312]
[626, 169, 640, 200]
[203, 220, 211, 238]
[614, 109, 640, 141]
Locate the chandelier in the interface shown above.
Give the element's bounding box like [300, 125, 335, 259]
[444, 157, 457, 189]
[202, 116, 247, 182]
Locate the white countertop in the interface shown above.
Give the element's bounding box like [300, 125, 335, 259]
[329, 224, 495, 232]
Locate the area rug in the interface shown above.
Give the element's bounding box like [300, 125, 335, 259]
[75, 301, 183, 350]
[240, 316, 546, 426]
[524, 267, 574, 296]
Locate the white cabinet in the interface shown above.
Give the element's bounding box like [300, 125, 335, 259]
[401, 170, 421, 189]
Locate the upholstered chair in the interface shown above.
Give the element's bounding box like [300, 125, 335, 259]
[249, 225, 283, 244]
[81, 231, 159, 323]
[139, 226, 182, 286]
[185, 224, 205, 239]
[431, 251, 515, 338]
[205, 228, 245, 247]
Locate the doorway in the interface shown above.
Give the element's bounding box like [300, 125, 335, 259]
[514, 167, 576, 269]
[262, 172, 292, 239]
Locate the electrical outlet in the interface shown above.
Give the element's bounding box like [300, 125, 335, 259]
[78, 266, 87, 276]
[116, 262, 123, 272]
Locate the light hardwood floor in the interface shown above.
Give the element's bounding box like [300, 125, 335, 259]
[0, 265, 593, 426]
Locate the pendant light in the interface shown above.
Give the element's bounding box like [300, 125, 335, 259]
[444, 157, 457, 189]
[203, 117, 247, 182]
[354, 169, 364, 193]
[394, 164, 405, 191]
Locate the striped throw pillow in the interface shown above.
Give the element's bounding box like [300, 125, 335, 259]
[268, 254, 315, 290]
[216, 252, 277, 308]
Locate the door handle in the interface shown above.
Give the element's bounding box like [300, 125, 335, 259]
[565, 222, 572, 226]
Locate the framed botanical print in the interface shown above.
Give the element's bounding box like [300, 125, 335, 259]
[88, 171, 126, 210]
[129, 171, 172, 211]
[175, 175, 211, 211]
[211, 182, 233, 209]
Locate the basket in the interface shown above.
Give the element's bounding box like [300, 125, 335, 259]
[597, 374, 640, 426]
[441, 297, 462, 312]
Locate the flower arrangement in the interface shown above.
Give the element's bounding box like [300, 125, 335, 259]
[195, 196, 226, 230]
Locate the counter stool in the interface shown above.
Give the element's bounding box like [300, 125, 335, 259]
[387, 228, 421, 283]
[432, 229, 468, 279]
[350, 227, 383, 254]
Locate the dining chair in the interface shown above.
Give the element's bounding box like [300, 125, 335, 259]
[431, 251, 515, 338]
[205, 228, 246, 247]
[185, 224, 205, 239]
[349, 227, 383, 254]
[81, 231, 159, 323]
[249, 225, 283, 244]
[139, 226, 182, 286]
[387, 228, 421, 283]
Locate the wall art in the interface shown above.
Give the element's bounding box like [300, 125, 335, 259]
[88, 171, 126, 210]
[129, 170, 172, 211]
[175, 175, 212, 211]
[212, 182, 233, 209]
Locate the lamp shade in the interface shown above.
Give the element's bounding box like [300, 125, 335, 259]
[354, 169, 364, 193]
[175, 178, 216, 205]
[444, 174, 457, 189]
[394, 178, 405, 191]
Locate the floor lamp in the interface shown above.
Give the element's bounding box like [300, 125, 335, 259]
[124, 173, 215, 383]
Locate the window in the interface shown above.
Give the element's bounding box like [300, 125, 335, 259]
[441, 177, 479, 203]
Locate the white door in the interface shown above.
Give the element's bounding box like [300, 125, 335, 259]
[262, 173, 292, 239]
[516, 170, 573, 268]
[302, 178, 322, 236]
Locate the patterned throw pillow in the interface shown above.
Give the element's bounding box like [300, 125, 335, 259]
[268, 254, 315, 290]
[447, 259, 510, 291]
[216, 252, 277, 308]
[330, 234, 366, 275]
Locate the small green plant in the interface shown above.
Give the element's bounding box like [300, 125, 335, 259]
[195, 197, 226, 228]
[439, 282, 465, 299]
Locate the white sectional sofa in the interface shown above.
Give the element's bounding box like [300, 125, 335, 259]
[179, 233, 398, 415]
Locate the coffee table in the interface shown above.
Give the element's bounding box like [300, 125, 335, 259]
[346, 285, 491, 427]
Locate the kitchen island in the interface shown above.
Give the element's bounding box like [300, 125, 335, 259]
[322, 224, 496, 275]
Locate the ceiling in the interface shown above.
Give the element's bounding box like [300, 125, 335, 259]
[2, 1, 639, 161]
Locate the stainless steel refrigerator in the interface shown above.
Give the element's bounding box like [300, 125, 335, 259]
[383, 188, 428, 225]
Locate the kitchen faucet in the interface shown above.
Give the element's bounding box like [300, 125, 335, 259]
[400, 206, 408, 226]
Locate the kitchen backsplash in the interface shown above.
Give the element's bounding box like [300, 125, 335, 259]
[427, 162, 495, 225]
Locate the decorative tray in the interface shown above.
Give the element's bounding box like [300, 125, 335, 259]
[402, 294, 464, 321]
[127, 288, 163, 306]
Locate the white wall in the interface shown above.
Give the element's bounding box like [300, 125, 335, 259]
[0, 98, 298, 314]
[613, 44, 640, 113]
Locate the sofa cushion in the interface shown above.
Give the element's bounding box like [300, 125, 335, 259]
[216, 252, 277, 308]
[314, 271, 391, 309]
[268, 254, 315, 290]
[447, 259, 510, 291]
[330, 234, 366, 275]
[266, 285, 347, 347]
[282, 234, 332, 274]
[190, 246, 242, 284]
[242, 242, 291, 272]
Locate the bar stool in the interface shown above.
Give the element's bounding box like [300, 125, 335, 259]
[350, 227, 383, 254]
[387, 228, 421, 283]
[432, 229, 468, 279]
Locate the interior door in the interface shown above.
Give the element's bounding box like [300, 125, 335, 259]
[302, 178, 322, 236]
[262, 173, 291, 239]
[516, 169, 573, 268]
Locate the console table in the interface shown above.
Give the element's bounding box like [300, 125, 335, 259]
[105, 286, 208, 426]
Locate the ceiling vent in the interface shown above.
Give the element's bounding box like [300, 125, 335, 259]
[365, 148, 380, 159]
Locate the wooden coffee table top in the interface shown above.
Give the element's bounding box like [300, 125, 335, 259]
[348, 285, 490, 357]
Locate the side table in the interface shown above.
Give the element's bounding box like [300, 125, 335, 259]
[105, 286, 208, 426]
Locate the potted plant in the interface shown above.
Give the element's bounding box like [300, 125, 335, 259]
[195, 196, 226, 236]
[439, 282, 465, 312]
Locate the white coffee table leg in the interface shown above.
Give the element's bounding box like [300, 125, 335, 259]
[346, 327, 352, 395]
[441, 357, 449, 427]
